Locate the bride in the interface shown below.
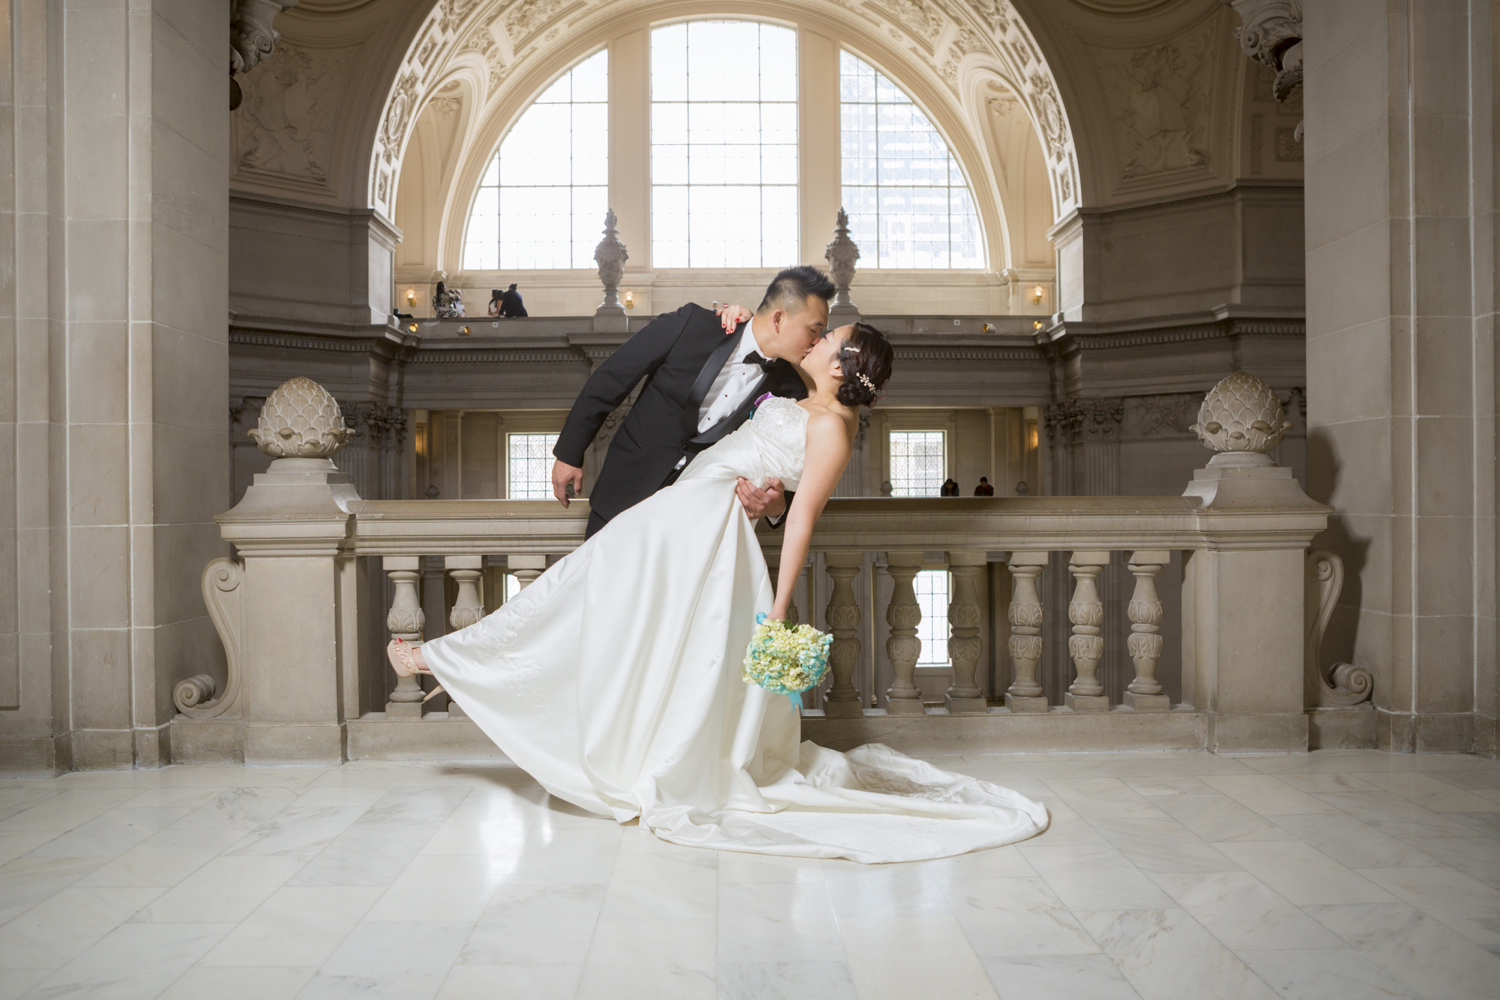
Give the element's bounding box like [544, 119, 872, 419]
[388, 321, 1048, 863]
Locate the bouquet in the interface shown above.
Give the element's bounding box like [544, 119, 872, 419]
[741, 612, 833, 710]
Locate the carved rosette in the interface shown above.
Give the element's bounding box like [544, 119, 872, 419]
[825, 208, 860, 310]
[594, 208, 629, 312]
[248, 377, 352, 458]
[1191, 371, 1294, 455]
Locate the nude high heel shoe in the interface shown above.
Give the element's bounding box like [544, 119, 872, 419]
[386, 638, 446, 703]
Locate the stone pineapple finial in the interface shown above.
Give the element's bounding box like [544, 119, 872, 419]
[1191, 371, 1294, 455]
[248, 376, 351, 458]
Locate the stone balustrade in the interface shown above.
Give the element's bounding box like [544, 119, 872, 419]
[173, 373, 1376, 766]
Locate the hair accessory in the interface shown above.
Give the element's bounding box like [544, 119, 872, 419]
[843, 345, 860, 353]
[857, 373, 877, 394]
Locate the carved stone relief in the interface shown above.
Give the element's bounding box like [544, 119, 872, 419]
[1125, 392, 1203, 439]
[1094, 27, 1212, 179]
[235, 43, 353, 185]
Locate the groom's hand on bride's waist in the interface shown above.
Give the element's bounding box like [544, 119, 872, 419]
[552, 459, 584, 507]
[736, 477, 786, 520]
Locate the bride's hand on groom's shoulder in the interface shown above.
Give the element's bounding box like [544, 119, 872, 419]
[736, 476, 786, 519]
[716, 304, 753, 332]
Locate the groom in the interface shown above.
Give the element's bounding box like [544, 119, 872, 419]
[552, 265, 835, 538]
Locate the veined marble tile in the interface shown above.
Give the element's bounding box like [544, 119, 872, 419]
[156, 965, 317, 1000]
[0, 788, 138, 834]
[418, 793, 536, 858]
[1356, 771, 1500, 814]
[1078, 908, 1280, 1000]
[1122, 776, 1216, 797]
[116, 786, 222, 809]
[1214, 841, 1395, 906]
[981, 955, 1142, 1000]
[25, 806, 191, 859]
[26, 920, 232, 1000]
[288, 787, 470, 887]
[0, 785, 61, 814]
[1307, 902, 1500, 998]
[716, 960, 858, 1000]
[1311, 791, 1485, 842]
[1448, 811, 1500, 838]
[497, 834, 619, 886]
[131, 854, 305, 923]
[1273, 773, 1382, 795]
[436, 963, 582, 1000]
[462, 883, 605, 966]
[304, 919, 474, 1000]
[946, 876, 1099, 957]
[1151, 794, 1297, 844]
[72, 825, 246, 888]
[1147, 871, 1344, 951]
[1087, 816, 1243, 874]
[1202, 776, 1342, 816]
[717, 850, 827, 883]
[1041, 779, 1167, 820]
[1019, 844, 1174, 911]
[223, 797, 376, 859]
[903, 844, 1038, 881]
[716, 880, 843, 964]
[169, 786, 300, 831]
[577, 918, 717, 1000]
[198, 885, 382, 967]
[365, 853, 518, 924]
[599, 849, 719, 923]
[1235, 948, 1417, 1000]
[1357, 864, 1500, 949]
[1265, 812, 1439, 870]
[1432, 770, 1500, 792]
[1234, 751, 1431, 775]
[1021, 800, 1106, 847]
[0, 885, 162, 970]
[0, 966, 49, 1000]
[840, 914, 999, 1000]
[0, 856, 105, 925]
[61, 764, 321, 789]
[0, 830, 60, 866]
[1412, 837, 1500, 889]
[822, 858, 953, 918]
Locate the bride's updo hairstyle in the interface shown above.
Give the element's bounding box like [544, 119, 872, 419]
[836, 323, 894, 408]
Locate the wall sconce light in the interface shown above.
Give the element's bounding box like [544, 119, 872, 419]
[982, 322, 994, 333]
[1031, 285, 1045, 305]
[1032, 319, 1044, 331]
[458, 325, 471, 336]
[405, 288, 416, 307]
[624, 290, 635, 310]
[407, 322, 419, 333]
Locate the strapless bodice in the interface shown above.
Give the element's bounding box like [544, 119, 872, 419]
[676, 396, 807, 492]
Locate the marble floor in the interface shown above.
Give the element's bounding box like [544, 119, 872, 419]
[3, 750, 1500, 999]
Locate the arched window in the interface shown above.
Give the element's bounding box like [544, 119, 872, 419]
[840, 51, 984, 268]
[650, 22, 798, 268]
[463, 50, 608, 270]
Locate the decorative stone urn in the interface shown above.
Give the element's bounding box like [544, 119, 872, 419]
[248, 376, 351, 458]
[1190, 371, 1294, 461]
[825, 208, 860, 325]
[594, 209, 630, 332]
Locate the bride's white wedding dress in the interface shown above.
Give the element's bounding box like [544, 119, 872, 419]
[421, 397, 1048, 862]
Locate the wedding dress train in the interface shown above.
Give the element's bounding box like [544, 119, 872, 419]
[421, 397, 1048, 862]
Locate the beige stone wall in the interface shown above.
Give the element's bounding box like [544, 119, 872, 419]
[0, 0, 230, 773]
[1304, 0, 1498, 753]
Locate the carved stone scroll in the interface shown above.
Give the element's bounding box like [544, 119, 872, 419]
[1304, 550, 1374, 707]
[177, 558, 246, 719]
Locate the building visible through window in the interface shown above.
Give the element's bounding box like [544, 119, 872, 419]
[507, 432, 561, 499]
[888, 430, 946, 497]
[915, 570, 950, 665]
[841, 51, 984, 268]
[650, 21, 798, 268]
[463, 50, 608, 270]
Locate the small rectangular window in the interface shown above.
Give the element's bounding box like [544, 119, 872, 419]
[507, 432, 560, 499]
[888, 430, 945, 497]
[915, 570, 950, 665]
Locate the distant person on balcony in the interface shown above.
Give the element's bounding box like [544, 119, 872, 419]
[498, 283, 527, 318]
[940, 478, 960, 497]
[487, 289, 503, 317]
[385, 309, 1048, 863]
[432, 281, 464, 319]
[974, 477, 995, 496]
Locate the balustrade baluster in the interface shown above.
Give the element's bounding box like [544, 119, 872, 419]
[884, 553, 926, 715]
[508, 554, 546, 590]
[1004, 552, 1048, 712]
[1066, 551, 1110, 712]
[945, 552, 988, 714]
[1124, 550, 1171, 711]
[822, 554, 863, 717]
[444, 556, 485, 719]
[384, 556, 427, 719]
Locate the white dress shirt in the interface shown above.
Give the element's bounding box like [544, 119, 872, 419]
[696, 320, 771, 433]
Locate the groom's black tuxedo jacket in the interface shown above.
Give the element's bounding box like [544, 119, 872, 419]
[554, 303, 808, 535]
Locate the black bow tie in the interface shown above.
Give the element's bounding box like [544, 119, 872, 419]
[742, 351, 776, 371]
